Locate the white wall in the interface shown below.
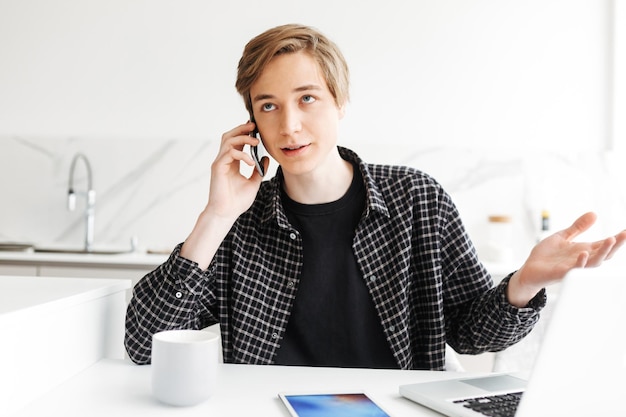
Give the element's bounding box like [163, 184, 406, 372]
[0, 0, 624, 257]
[0, 0, 612, 150]
[613, 0, 626, 152]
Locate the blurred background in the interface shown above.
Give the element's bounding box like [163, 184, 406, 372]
[1, 0, 624, 261]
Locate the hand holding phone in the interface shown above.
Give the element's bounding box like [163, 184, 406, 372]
[249, 119, 265, 177]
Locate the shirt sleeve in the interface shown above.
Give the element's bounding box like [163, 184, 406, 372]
[445, 272, 547, 355]
[124, 243, 218, 364]
[433, 184, 546, 355]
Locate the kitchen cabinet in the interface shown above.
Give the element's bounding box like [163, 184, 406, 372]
[0, 264, 37, 276]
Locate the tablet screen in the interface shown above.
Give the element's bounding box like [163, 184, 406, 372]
[279, 392, 391, 417]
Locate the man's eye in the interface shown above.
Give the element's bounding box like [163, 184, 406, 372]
[262, 103, 276, 111]
[302, 95, 316, 104]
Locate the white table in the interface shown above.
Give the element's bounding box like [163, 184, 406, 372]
[10, 359, 474, 416]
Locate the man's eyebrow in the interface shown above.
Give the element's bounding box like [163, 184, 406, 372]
[252, 84, 324, 103]
[252, 93, 275, 103]
[294, 84, 323, 93]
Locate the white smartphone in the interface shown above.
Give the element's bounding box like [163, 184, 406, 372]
[278, 391, 391, 417]
[249, 117, 265, 177]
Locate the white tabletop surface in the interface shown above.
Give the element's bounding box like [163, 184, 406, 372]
[11, 359, 473, 416]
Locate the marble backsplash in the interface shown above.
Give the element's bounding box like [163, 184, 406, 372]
[1, 136, 624, 263]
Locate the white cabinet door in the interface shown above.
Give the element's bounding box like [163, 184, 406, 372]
[0, 265, 38, 276]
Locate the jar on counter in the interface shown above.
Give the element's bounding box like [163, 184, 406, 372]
[484, 214, 514, 263]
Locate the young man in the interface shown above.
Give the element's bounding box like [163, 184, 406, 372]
[125, 24, 625, 370]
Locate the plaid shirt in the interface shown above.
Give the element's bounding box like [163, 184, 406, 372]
[125, 147, 545, 370]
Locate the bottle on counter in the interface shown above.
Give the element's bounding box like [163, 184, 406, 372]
[537, 210, 550, 242]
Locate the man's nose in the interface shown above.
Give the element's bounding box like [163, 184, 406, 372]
[279, 106, 302, 136]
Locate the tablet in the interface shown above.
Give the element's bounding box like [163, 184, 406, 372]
[278, 391, 391, 417]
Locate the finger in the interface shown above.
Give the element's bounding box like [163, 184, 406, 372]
[576, 251, 589, 268]
[584, 237, 615, 267]
[605, 230, 626, 260]
[213, 147, 254, 176]
[221, 121, 255, 141]
[231, 147, 256, 168]
[218, 133, 260, 159]
[219, 123, 258, 152]
[559, 212, 597, 242]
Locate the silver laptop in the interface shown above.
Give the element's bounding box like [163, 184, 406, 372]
[400, 268, 626, 416]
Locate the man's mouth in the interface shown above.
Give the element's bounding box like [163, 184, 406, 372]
[282, 144, 309, 151]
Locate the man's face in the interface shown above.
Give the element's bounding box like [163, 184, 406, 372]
[249, 51, 345, 178]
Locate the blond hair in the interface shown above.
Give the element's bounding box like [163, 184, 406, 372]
[236, 24, 350, 115]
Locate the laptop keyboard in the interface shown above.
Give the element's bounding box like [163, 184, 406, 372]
[453, 391, 523, 417]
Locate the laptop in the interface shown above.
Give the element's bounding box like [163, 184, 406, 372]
[400, 267, 626, 416]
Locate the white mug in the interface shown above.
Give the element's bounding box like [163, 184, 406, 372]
[151, 329, 220, 406]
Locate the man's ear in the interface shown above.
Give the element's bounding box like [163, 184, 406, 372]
[337, 103, 346, 120]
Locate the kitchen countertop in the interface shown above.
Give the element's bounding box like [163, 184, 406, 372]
[0, 249, 169, 269]
[0, 246, 518, 274]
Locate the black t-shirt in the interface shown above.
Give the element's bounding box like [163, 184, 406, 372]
[274, 165, 398, 369]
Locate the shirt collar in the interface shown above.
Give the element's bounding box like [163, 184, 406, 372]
[260, 146, 390, 227]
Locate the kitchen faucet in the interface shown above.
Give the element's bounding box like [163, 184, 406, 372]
[67, 153, 95, 252]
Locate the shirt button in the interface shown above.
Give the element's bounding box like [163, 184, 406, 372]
[271, 333, 279, 340]
[389, 325, 396, 332]
[287, 280, 295, 288]
[289, 232, 297, 240]
[369, 275, 376, 283]
[175, 291, 183, 299]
